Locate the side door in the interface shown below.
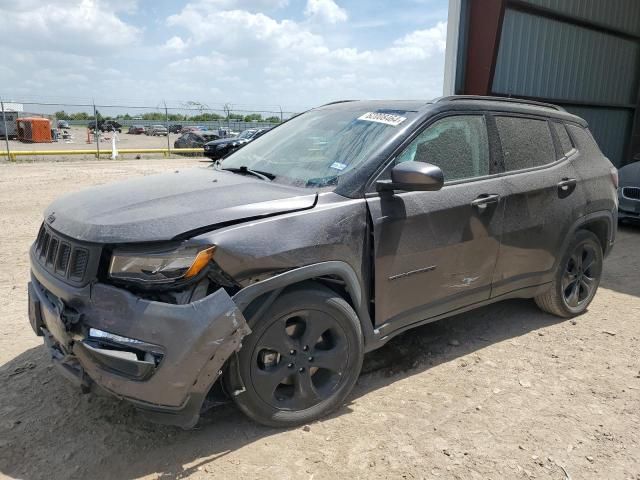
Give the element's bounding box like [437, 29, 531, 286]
[491, 114, 586, 296]
[366, 113, 509, 331]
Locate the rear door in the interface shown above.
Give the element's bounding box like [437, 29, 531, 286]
[366, 113, 509, 330]
[491, 114, 586, 296]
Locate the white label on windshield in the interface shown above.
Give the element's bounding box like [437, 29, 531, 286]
[330, 162, 347, 171]
[358, 112, 407, 127]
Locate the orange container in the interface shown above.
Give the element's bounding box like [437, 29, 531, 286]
[17, 117, 52, 143]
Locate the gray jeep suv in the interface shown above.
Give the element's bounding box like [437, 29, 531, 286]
[28, 96, 618, 428]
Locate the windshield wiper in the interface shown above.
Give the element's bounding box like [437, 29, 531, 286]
[221, 165, 275, 181]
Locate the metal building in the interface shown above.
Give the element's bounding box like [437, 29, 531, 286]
[444, 0, 640, 168]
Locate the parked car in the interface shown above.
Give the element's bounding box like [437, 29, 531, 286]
[618, 161, 640, 223]
[174, 131, 220, 148]
[127, 125, 146, 135]
[102, 120, 122, 133]
[168, 124, 183, 134]
[203, 128, 270, 160]
[57, 120, 70, 130]
[88, 120, 122, 133]
[28, 97, 617, 429]
[146, 125, 168, 136]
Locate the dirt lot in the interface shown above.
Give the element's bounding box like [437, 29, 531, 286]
[0, 159, 638, 480]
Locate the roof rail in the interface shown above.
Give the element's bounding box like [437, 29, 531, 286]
[320, 100, 358, 106]
[436, 95, 566, 112]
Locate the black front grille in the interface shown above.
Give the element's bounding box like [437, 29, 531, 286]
[623, 187, 640, 200]
[70, 249, 89, 280]
[33, 224, 96, 284]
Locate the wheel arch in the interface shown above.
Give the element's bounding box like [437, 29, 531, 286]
[578, 217, 612, 255]
[575, 210, 615, 256]
[552, 210, 614, 275]
[232, 261, 377, 350]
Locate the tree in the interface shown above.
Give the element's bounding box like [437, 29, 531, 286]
[54, 110, 70, 120]
[243, 113, 263, 122]
[265, 116, 281, 123]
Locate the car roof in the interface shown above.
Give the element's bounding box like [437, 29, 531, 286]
[313, 97, 587, 126]
[314, 99, 426, 113]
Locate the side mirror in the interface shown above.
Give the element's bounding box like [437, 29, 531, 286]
[376, 161, 444, 192]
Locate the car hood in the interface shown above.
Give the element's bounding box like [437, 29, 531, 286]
[44, 167, 317, 243]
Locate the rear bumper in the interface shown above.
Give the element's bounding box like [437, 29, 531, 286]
[28, 250, 250, 428]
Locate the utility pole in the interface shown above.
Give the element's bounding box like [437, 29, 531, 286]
[164, 100, 171, 156]
[1, 100, 10, 159]
[93, 101, 100, 158]
[224, 103, 231, 131]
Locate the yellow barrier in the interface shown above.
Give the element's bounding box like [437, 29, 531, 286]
[0, 148, 205, 161]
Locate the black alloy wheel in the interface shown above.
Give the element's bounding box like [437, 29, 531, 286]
[225, 283, 363, 427]
[252, 309, 349, 411]
[534, 229, 603, 318]
[562, 242, 598, 308]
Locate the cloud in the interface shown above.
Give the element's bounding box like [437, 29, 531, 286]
[167, 52, 248, 72]
[304, 0, 347, 24]
[1, 1, 447, 110]
[169, 0, 289, 13]
[0, 0, 140, 55]
[164, 1, 447, 107]
[163, 36, 190, 52]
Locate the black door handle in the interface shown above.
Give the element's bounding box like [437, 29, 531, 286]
[471, 194, 500, 210]
[558, 178, 577, 196]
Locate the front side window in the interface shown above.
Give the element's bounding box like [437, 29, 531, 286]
[395, 115, 490, 182]
[496, 116, 556, 171]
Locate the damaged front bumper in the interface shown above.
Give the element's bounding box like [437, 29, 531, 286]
[28, 255, 250, 428]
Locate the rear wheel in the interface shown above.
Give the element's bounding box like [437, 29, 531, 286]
[225, 284, 363, 427]
[535, 230, 603, 317]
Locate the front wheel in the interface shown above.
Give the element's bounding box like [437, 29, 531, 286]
[535, 230, 603, 318]
[225, 283, 363, 427]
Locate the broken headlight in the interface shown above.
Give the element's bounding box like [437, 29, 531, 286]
[108, 244, 215, 284]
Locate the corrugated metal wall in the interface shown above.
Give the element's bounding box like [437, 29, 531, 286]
[494, 10, 639, 104]
[491, 5, 640, 166]
[565, 107, 633, 163]
[518, 0, 640, 37]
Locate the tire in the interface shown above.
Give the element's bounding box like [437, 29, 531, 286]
[534, 230, 603, 318]
[225, 283, 364, 427]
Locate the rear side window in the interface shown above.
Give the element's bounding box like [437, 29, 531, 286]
[396, 115, 490, 182]
[495, 116, 556, 171]
[552, 122, 574, 157]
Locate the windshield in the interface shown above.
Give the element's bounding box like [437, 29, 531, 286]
[238, 129, 256, 139]
[222, 107, 413, 188]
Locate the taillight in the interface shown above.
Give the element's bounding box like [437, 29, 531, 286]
[610, 167, 619, 188]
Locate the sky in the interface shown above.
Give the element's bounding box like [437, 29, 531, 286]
[0, 0, 449, 113]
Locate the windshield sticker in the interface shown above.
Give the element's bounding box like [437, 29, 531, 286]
[330, 162, 347, 171]
[358, 112, 407, 127]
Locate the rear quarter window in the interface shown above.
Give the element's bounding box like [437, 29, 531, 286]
[495, 116, 556, 171]
[552, 122, 574, 157]
[566, 125, 603, 157]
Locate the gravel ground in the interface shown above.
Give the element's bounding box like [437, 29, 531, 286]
[0, 159, 638, 480]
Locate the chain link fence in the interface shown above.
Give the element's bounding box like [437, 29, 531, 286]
[0, 97, 299, 161]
